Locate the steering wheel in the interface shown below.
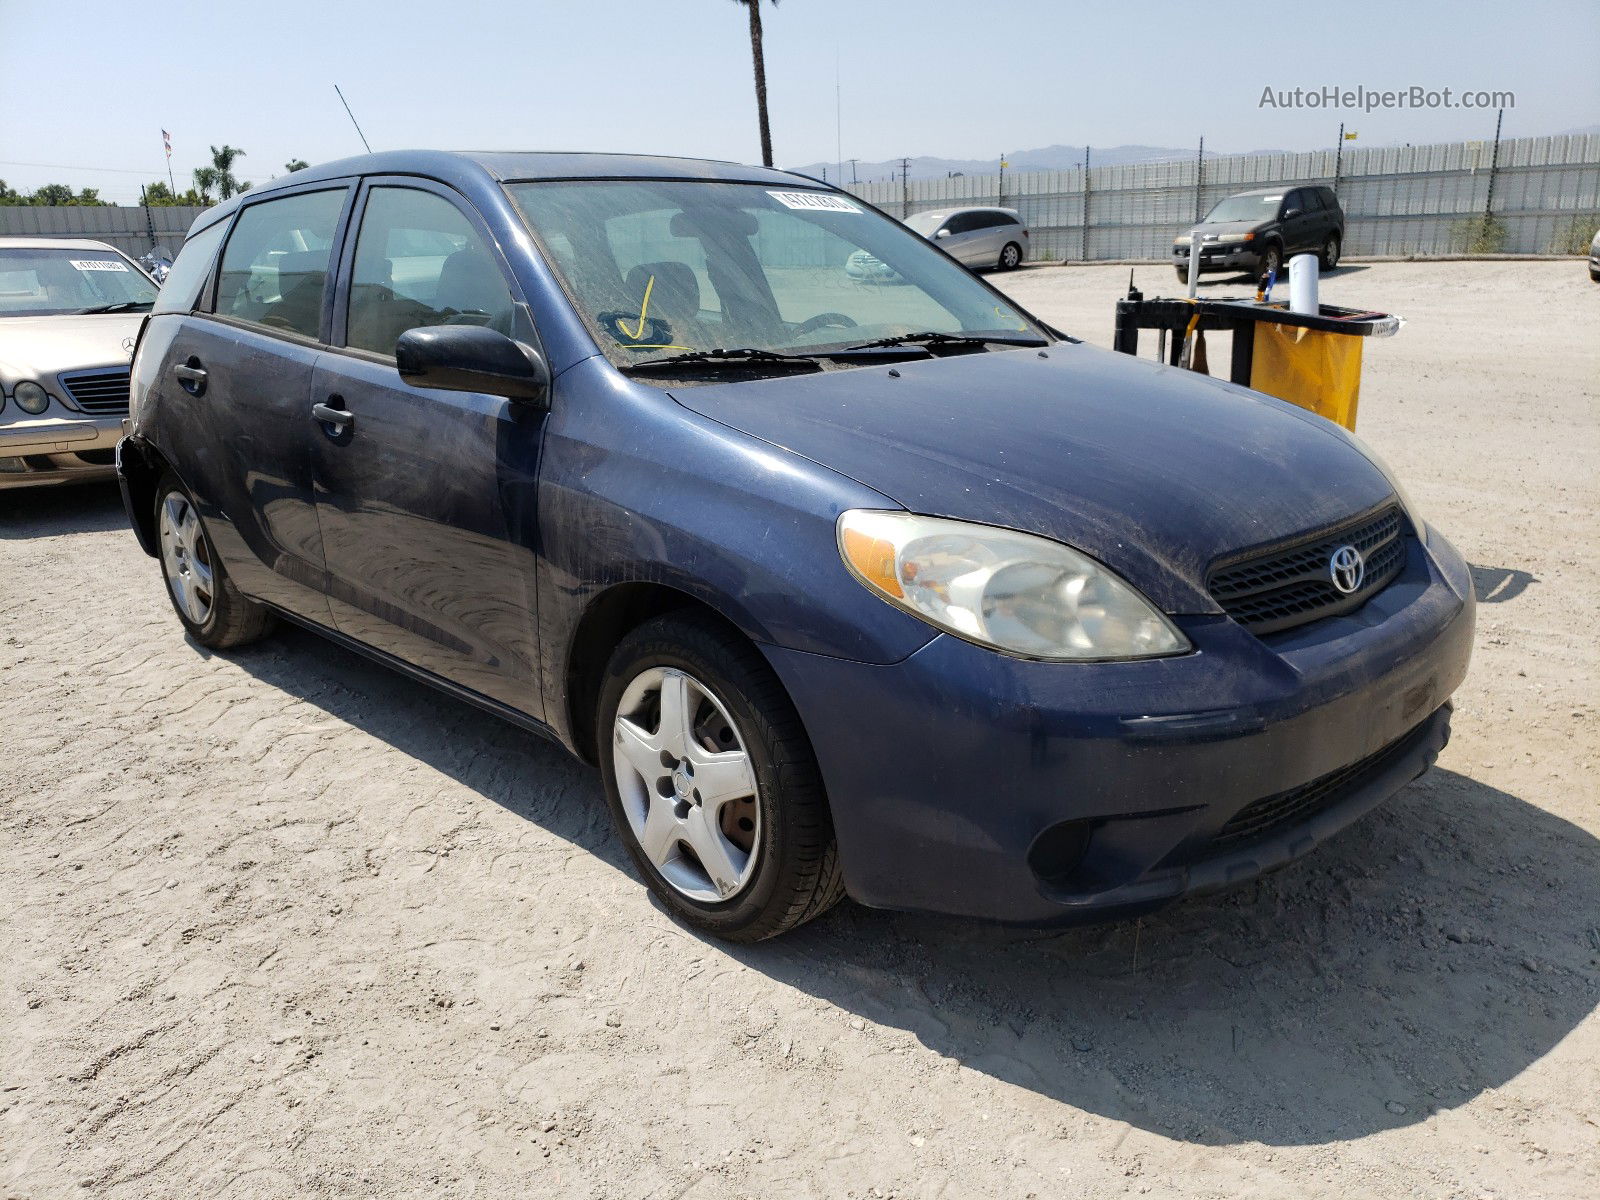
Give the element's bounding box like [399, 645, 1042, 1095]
[792, 312, 858, 337]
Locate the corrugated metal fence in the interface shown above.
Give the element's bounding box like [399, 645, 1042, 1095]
[848, 134, 1600, 261]
[5, 134, 1597, 265]
[0, 206, 204, 260]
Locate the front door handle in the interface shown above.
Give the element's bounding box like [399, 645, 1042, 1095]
[172, 359, 207, 396]
[311, 401, 354, 431]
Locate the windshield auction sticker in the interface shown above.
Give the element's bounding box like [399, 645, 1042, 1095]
[767, 191, 861, 214]
[69, 259, 130, 272]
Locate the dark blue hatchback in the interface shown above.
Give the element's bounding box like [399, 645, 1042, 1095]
[118, 151, 1474, 940]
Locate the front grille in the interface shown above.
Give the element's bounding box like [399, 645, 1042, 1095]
[1208, 506, 1407, 636]
[60, 368, 131, 415]
[1210, 720, 1428, 854]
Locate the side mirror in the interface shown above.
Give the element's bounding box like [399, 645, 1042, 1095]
[1282, 208, 1303, 220]
[935, 227, 952, 239]
[395, 325, 550, 403]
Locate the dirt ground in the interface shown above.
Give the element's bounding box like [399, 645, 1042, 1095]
[3, 260, 1597, 1200]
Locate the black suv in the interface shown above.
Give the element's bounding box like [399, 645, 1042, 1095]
[1173, 185, 1344, 283]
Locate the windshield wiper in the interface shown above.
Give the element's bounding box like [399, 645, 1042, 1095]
[74, 300, 152, 315]
[620, 347, 825, 374]
[836, 330, 1048, 352]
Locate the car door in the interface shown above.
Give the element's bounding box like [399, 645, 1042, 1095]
[147, 183, 353, 621]
[1279, 189, 1318, 256]
[937, 213, 983, 264]
[308, 179, 546, 717]
[972, 212, 1008, 264]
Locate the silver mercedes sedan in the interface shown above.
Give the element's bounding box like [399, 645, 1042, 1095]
[1, 237, 157, 489]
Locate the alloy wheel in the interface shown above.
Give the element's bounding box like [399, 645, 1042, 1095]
[158, 492, 214, 625]
[611, 666, 761, 902]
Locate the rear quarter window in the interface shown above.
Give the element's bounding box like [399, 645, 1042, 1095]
[151, 221, 228, 315]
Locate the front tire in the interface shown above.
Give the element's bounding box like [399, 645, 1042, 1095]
[154, 474, 275, 649]
[997, 242, 1023, 271]
[1319, 233, 1342, 271]
[1261, 242, 1284, 279]
[597, 613, 844, 941]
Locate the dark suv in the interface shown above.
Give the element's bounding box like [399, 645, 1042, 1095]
[1174, 185, 1345, 283]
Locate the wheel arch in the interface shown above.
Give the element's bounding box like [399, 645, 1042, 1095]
[118, 435, 175, 558]
[564, 581, 753, 765]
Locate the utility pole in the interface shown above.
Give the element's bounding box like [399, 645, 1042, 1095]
[1194, 136, 1205, 222]
[998, 154, 1006, 206]
[900, 157, 911, 218]
[1080, 146, 1091, 262]
[140, 186, 158, 254]
[848, 158, 859, 185]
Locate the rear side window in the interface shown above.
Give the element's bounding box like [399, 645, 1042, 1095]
[151, 221, 227, 315]
[214, 188, 347, 339]
[345, 187, 518, 357]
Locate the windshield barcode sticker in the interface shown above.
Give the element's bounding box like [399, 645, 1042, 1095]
[768, 191, 861, 214]
[69, 259, 129, 272]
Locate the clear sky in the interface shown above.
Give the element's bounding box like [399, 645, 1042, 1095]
[3, 0, 1596, 203]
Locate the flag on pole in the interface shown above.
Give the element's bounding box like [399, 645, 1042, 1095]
[1344, 130, 1358, 141]
[162, 130, 172, 158]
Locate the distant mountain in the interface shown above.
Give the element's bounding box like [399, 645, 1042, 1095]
[1557, 123, 1600, 136]
[787, 143, 1197, 184]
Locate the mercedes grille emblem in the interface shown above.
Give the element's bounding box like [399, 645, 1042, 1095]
[1328, 544, 1365, 595]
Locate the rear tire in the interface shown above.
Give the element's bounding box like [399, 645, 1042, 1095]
[154, 473, 275, 649]
[596, 612, 845, 941]
[1175, 265, 1190, 284]
[997, 242, 1023, 271]
[1590, 264, 1600, 283]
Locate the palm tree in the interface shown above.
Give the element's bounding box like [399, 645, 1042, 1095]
[284, 158, 309, 173]
[209, 144, 247, 200]
[191, 167, 218, 205]
[730, 0, 778, 167]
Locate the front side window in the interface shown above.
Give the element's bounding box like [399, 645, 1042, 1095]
[0, 246, 158, 317]
[214, 188, 347, 339]
[345, 187, 517, 357]
[507, 181, 1043, 364]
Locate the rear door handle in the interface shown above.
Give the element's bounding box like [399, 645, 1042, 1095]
[312, 401, 354, 431]
[172, 359, 207, 395]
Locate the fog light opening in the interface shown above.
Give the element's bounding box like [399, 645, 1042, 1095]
[1027, 819, 1093, 890]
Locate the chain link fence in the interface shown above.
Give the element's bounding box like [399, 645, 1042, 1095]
[848, 133, 1600, 261]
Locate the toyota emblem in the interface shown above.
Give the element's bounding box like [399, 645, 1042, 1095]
[1328, 544, 1365, 594]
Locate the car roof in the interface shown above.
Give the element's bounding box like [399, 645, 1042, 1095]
[1226, 185, 1327, 198]
[198, 150, 830, 226]
[908, 206, 1021, 218]
[0, 236, 125, 253]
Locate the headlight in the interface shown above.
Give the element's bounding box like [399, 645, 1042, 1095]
[837, 510, 1190, 661]
[14, 381, 51, 414]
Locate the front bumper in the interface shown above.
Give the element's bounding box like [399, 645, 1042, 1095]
[0, 415, 122, 489]
[1174, 244, 1260, 273]
[764, 526, 1475, 924]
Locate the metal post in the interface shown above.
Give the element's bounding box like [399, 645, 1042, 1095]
[1482, 107, 1504, 236]
[140, 186, 158, 254]
[998, 155, 1005, 207]
[1194, 136, 1205, 222]
[900, 157, 911, 219]
[1080, 146, 1091, 262]
[1334, 122, 1344, 200]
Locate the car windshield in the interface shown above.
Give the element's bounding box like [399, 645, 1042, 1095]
[1202, 194, 1283, 224]
[505, 181, 1045, 368]
[0, 247, 158, 317]
[903, 211, 949, 235]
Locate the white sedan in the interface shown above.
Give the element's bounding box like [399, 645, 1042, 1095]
[1, 237, 159, 489]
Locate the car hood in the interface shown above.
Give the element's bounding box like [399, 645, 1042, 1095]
[1178, 220, 1266, 242]
[669, 344, 1397, 613]
[0, 313, 142, 382]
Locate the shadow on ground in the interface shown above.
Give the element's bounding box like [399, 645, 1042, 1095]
[0, 482, 127, 539]
[230, 623, 1598, 1149]
[1470, 563, 1539, 604]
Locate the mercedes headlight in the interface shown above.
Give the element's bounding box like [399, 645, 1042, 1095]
[13, 381, 51, 415]
[837, 511, 1189, 661]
